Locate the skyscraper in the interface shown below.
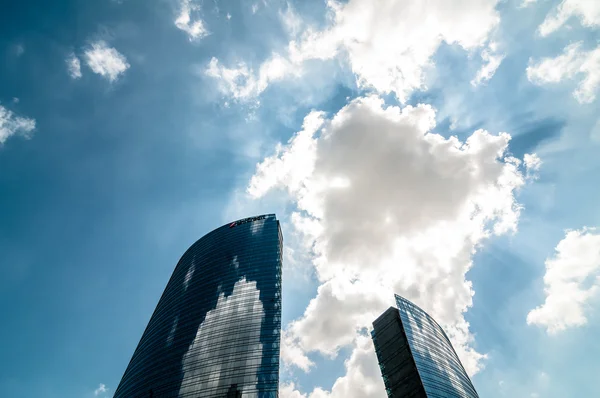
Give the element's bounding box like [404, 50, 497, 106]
[371, 295, 479, 398]
[114, 214, 283, 398]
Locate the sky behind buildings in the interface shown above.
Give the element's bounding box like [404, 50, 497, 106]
[0, 0, 599, 397]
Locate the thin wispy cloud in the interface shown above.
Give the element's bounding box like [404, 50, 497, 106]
[0, 105, 36, 145]
[527, 42, 600, 104]
[66, 53, 82, 79]
[520, 0, 538, 8]
[94, 383, 108, 396]
[538, 0, 600, 37]
[472, 42, 505, 86]
[15, 43, 25, 57]
[175, 0, 208, 40]
[205, 55, 296, 100]
[524, 153, 542, 180]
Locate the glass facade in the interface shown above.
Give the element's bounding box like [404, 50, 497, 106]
[114, 214, 283, 398]
[372, 307, 426, 398]
[372, 295, 479, 398]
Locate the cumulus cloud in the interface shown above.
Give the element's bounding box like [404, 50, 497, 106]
[527, 42, 600, 104]
[280, 337, 385, 398]
[175, 0, 208, 40]
[207, 0, 501, 102]
[280, 382, 309, 398]
[471, 42, 505, 86]
[527, 227, 600, 334]
[0, 105, 36, 145]
[538, 0, 600, 36]
[66, 53, 82, 79]
[320, 336, 385, 398]
[281, 329, 314, 372]
[84, 41, 130, 82]
[249, 96, 530, 396]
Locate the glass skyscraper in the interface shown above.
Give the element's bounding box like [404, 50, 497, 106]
[371, 295, 479, 398]
[114, 214, 283, 398]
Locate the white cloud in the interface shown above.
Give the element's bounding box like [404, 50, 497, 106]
[175, 0, 208, 40]
[527, 42, 600, 104]
[279, 337, 385, 398]
[287, 278, 390, 360]
[524, 153, 542, 180]
[280, 382, 309, 398]
[527, 227, 600, 334]
[538, 0, 600, 36]
[289, 0, 501, 102]
[281, 329, 314, 372]
[205, 54, 298, 100]
[279, 4, 303, 37]
[84, 41, 130, 82]
[249, 96, 530, 396]
[0, 105, 36, 145]
[320, 336, 386, 398]
[520, 0, 538, 7]
[208, 0, 501, 102]
[94, 383, 108, 396]
[66, 53, 82, 79]
[471, 42, 505, 86]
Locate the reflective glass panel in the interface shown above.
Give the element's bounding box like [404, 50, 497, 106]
[396, 295, 479, 398]
[114, 214, 282, 398]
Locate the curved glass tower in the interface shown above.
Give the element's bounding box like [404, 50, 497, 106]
[372, 295, 479, 398]
[114, 214, 282, 398]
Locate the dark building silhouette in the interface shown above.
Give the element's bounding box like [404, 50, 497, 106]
[372, 295, 479, 398]
[114, 214, 283, 398]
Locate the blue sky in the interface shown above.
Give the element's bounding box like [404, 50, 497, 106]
[1, 0, 599, 397]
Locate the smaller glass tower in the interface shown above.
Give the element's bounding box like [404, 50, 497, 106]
[371, 295, 479, 398]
